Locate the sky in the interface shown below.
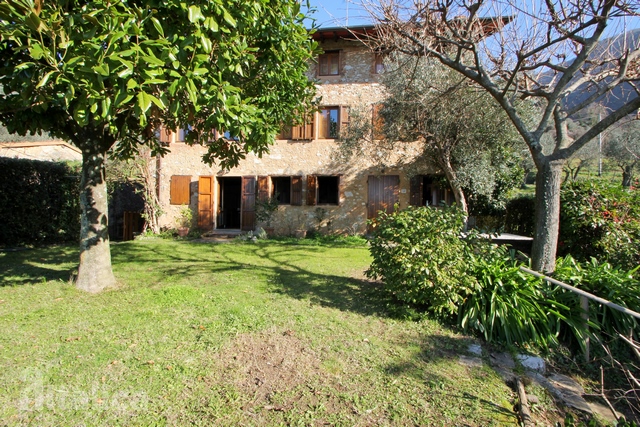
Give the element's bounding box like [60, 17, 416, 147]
[304, 0, 370, 28]
[305, 0, 640, 36]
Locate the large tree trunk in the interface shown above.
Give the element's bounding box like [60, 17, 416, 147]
[76, 149, 117, 293]
[531, 158, 565, 274]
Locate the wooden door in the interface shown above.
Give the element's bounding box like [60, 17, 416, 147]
[367, 175, 399, 232]
[198, 176, 213, 230]
[241, 176, 256, 231]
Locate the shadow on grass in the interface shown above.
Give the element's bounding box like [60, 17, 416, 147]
[0, 245, 77, 286]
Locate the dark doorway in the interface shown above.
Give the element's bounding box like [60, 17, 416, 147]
[217, 177, 242, 229]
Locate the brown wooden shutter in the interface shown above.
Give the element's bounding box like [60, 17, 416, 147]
[409, 176, 423, 206]
[291, 176, 303, 206]
[170, 175, 191, 205]
[340, 106, 350, 135]
[257, 176, 269, 202]
[198, 176, 213, 229]
[241, 176, 256, 231]
[306, 175, 317, 206]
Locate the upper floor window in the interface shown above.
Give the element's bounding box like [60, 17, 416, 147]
[318, 51, 340, 76]
[373, 53, 385, 74]
[318, 107, 340, 139]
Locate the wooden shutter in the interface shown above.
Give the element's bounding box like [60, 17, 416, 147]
[257, 176, 269, 202]
[291, 176, 303, 206]
[306, 175, 317, 206]
[241, 176, 256, 231]
[170, 175, 191, 205]
[198, 176, 213, 229]
[340, 106, 350, 135]
[409, 176, 423, 206]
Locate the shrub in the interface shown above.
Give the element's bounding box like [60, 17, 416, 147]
[460, 245, 566, 347]
[366, 206, 477, 318]
[504, 195, 535, 236]
[554, 255, 640, 345]
[559, 182, 640, 270]
[0, 158, 80, 246]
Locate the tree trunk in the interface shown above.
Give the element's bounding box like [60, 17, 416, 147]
[440, 155, 468, 214]
[531, 158, 565, 274]
[622, 165, 633, 188]
[76, 149, 117, 293]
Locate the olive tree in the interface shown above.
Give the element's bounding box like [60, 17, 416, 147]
[365, 0, 640, 272]
[341, 57, 523, 216]
[605, 119, 640, 187]
[0, 0, 317, 292]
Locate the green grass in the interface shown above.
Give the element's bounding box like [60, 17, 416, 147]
[0, 239, 518, 426]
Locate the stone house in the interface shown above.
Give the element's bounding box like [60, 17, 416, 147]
[156, 25, 454, 235]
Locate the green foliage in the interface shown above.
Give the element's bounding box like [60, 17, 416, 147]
[0, 0, 318, 167]
[559, 181, 640, 269]
[554, 256, 640, 343]
[366, 206, 477, 318]
[176, 205, 193, 229]
[504, 195, 536, 237]
[0, 158, 79, 245]
[460, 245, 564, 347]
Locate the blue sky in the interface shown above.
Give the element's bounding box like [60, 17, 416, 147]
[304, 0, 370, 28]
[304, 0, 639, 35]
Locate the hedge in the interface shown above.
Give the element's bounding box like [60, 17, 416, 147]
[0, 158, 80, 246]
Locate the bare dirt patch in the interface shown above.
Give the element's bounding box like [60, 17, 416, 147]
[215, 328, 329, 411]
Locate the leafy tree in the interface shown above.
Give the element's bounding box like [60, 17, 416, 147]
[341, 57, 524, 216]
[605, 120, 640, 187]
[0, 0, 317, 292]
[366, 0, 640, 273]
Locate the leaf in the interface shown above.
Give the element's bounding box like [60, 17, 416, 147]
[222, 9, 236, 28]
[92, 63, 109, 77]
[35, 70, 55, 88]
[29, 43, 44, 60]
[148, 93, 166, 109]
[137, 91, 152, 113]
[127, 78, 138, 90]
[82, 13, 100, 27]
[25, 12, 42, 32]
[150, 16, 164, 37]
[188, 5, 203, 23]
[141, 55, 165, 67]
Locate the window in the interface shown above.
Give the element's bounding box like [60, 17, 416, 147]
[318, 107, 339, 139]
[318, 176, 340, 205]
[318, 51, 340, 76]
[271, 176, 291, 205]
[307, 175, 340, 206]
[170, 175, 191, 205]
[409, 175, 453, 207]
[373, 53, 385, 74]
[177, 125, 192, 142]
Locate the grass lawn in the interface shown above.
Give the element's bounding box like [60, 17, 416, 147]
[0, 239, 519, 426]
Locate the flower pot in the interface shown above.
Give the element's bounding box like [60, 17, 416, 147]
[177, 227, 190, 237]
[264, 227, 275, 236]
[294, 229, 307, 239]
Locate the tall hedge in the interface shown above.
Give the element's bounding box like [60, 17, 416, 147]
[0, 158, 80, 246]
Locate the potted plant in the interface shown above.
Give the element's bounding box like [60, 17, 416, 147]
[255, 195, 279, 235]
[176, 204, 193, 237]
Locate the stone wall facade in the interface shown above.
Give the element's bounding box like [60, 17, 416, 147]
[156, 31, 438, 235]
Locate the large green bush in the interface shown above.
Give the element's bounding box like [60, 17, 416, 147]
[366, 206, 477, 318]
[559, 182, 640, 270]
[0, 158, 80, 246]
